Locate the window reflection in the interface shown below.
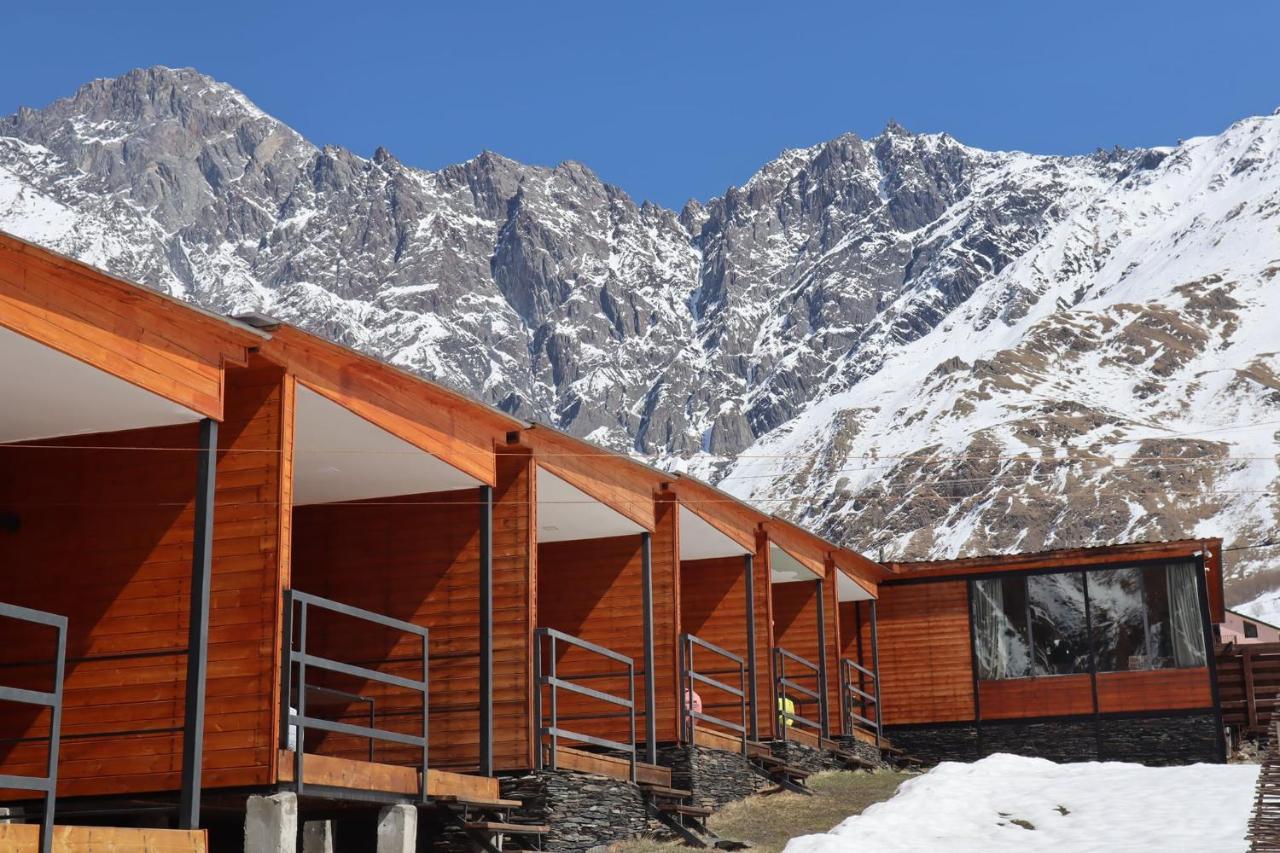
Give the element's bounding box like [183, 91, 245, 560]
[970, 561, 1206, 681]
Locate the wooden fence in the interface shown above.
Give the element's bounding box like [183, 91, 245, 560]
[1218, 643, 1280, 736]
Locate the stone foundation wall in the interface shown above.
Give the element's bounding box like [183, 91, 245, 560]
[770, 739, 845, 774]
[837, 735, 889, 768]
[498, 770, 654, 852]
[886, 713, 1221, 766]
[658, 745, 773, 810]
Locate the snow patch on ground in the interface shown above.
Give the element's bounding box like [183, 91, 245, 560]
[785, 754, 1257, 853]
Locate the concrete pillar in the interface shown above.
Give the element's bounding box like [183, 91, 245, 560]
[245, 792, 298, 853]
[302, 820, 335, 853]
[376, 804, 418, 853]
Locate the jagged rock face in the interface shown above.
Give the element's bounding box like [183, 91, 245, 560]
[1, 67, 1278, 600]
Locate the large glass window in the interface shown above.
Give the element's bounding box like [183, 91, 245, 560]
[970, 560, 1207, 681]
[1028, 572, 1089, 675]
[971, 577, 1031, 679]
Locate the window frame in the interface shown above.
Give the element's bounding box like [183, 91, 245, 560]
[967, 557, 1208, 683]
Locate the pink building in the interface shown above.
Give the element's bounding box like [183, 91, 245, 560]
[1219, 609, 1280, 644]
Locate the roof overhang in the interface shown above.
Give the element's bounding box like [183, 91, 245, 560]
[536, 465, 647, 543]
[0, 324, 204, 442]
[293, 384, 482, 505]
[836, 569, 875, 602]
[680, 505, 752, 561]
[770, 543, 821, 584]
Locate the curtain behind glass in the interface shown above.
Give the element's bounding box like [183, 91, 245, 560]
[972, 577, 1031, 679]
[1167, 561, 1207, 667]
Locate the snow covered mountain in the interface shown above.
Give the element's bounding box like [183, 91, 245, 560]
[1, 67, 1277, 598]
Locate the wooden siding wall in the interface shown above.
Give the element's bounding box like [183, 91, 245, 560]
[821, 569, 842, 734]
[291, 490, 486, 772]
[0, 362, 286, 797]
[493, 449, 536, 771]
[680, 556, 755, 735]
[536, 502, 679, 750]
[870, 582, 975, 726]
[771, 581, 825, 728]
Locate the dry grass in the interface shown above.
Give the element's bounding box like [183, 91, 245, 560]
[607, 769, 914, 853]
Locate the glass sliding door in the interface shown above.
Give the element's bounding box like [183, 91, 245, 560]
[1027, 573, 1089, 676]
[971, 576, 1031, 680]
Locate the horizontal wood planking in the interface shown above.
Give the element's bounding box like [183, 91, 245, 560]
[771, 580, 825, 729]
[0, 364, 284, 798]
[822, 566, 842, 734]
[680, 556, 754, 740]
[869, 582, 975, 725]
[0, 824, 207, 852]
[259, 326, 519, 486]
[549, 745, 671, 787]
[979, 675, 1094, 720]
[536, 510, 680, 749]
[524, 427, 661, 531]
[1096, 668, 1212, 714]
[0, 232, 256, 420]
[492, 448, 536, 770]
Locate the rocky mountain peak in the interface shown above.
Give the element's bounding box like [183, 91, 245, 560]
[1, 68, 1276, 603]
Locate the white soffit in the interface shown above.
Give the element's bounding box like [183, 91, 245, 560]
[770, 543, 821, 583]
[0, 324, 202, 443]
[837, 569, 873, 602]
[536, 466, 646, 543]
[293, 385, 481, 506]
[680, 505, 750, 561]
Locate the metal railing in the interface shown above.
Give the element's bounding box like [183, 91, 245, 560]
[0, 602, 67, 853]
[773, 647, 823, 743]
[280, 590, 429, 803]
[533, 627, 637, 782]
[840, 657, 881, 747]
[679, 633, 748, 753]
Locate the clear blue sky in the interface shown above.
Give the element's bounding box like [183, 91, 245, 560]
[4, 1, 1278, 209]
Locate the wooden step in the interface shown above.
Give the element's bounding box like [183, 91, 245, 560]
[462, 821, 549, 835]
[658, 803, 714, 817]
[772, 765, 810, 780]
[834, 750, 878, 769]
[638, 783, 694, 798]
[434, 794, 525, 809]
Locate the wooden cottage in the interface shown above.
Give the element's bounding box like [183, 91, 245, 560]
[875, 539, 1226, 765]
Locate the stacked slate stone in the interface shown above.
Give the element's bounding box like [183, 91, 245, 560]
[770, 740, 846, 774]
[499, 771, 655, 852]
[657, 745, 774, 811]
[837, 735, 889, 768]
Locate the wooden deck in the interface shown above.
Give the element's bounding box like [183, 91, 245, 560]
[549, 745, 672, 787]
[276, 751, 499, 801]
[0, 825, 206, 852]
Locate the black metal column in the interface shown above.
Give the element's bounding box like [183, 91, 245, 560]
[1195, 551, 1227, 762]
[815, 578, 829, 738]
[744, 553, 758, 741]
[479, 485, 494, 776]
[179, 418, 217, 830]
[869, 599, 882, 748]
[641, 532, 657, 764]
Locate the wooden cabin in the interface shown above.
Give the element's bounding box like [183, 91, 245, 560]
[876, 539, 1226, 765]
[0, 232, 264, 849]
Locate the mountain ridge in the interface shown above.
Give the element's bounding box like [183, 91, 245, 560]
[2, 66, 1277, 603]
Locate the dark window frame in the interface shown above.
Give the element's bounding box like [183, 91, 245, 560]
[969, 558, 1207, 683]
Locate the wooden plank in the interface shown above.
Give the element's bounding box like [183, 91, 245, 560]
[886, 538, 1221, 582]
[0, 824, 207, 852]
[550, 746, 672, 787]
[693, 727, 744, 753]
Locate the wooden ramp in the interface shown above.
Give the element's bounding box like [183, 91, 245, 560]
[0, 825, 206, 852]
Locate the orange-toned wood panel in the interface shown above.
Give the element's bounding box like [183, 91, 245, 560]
[0, 232, 255, 419]
[771, 581, 825, 728]
[821, 567, 842, 734]
[979, 675, 1094, 720]
[754, 534, 776, 740]
[259, 326, 517, 486]
[1096, 668, 1213, 714]
[886, 539, 1221, 582]
[493, 448, 536, 770]
[526, 428, 659, 531]
[292, 489, 489, 772]
[537, 513, 680, 749]
[680, 556, 754, 736]
[0, 363, 285, 797]
[0, 824, 207, 852]
[870, 582, 975, 725]
[669, 481, 759, 553]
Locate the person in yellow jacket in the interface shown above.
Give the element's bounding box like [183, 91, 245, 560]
[778, 695, 795, 728]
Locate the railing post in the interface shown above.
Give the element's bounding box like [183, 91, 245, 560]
[295, 599, 309, 796]
[774, 648, 786, 743]
[421, 626, 430, 804]
[628, 657, 637, 783]
[548, 633, 559, 769]
[641, 532, 657, 764]
[279, 591, 294, 753]
[179, 417, 217, 830]
[533, 631, 543, 771]
[478, 484, 494, 777]
[870, 599, 882, 748]
[43, 615, 66, 853]
[678, 634, 688, 743]
[815, 579, 829, 739]
[744, 553, 758, 742]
